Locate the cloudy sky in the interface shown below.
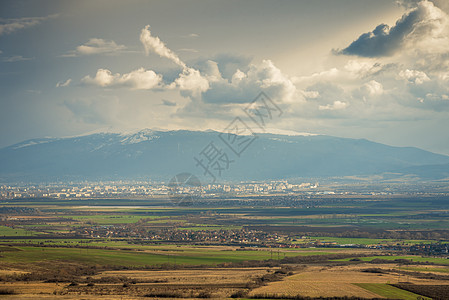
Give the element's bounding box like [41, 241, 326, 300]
[1, 0, 449, 155]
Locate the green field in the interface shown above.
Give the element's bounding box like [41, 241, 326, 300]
[0, 225, 37, 237]
[68, 215, 159, 224]
[178, 225, 242, 231]
[0, 245, 334, 267]
[354, 283, 430, 300]
[335, 255, 449, 265]
[308, 236, 435, 245]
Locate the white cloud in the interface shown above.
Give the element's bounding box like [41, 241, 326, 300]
[197, 59, 300, 105]
[83, 26, 299, 108]
[56, 79, 72, 88]
[120, 68, 163, 90]
[343, 60, 385, 78]
[231, 69, 246, 82]
[140, 25, 186, 68]
[82, 68, 162, 89]
[201, 60, 222, 82]
[252, 60, 298, 103]
[63, 38, 126, 57]
[83, 69, 114, 87]
[399, 69, 430, 84]
[171, 67, 209, 95]
[292, 68, 341, 87]
[362, 80, 384, 96]
[0, 14, 57, 36]
[77, 38, 126, 55]
[319, 100, 348, 110]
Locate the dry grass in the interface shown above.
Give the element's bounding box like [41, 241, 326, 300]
[0, 294, 145, 299]
[95, 267, 271, 284]
[0, 269, 29, 276]
[0, 267, 272, 298]
[0, 282, 63, 295]
[249, 263, 449, 298]
[2, 263, 448, 299]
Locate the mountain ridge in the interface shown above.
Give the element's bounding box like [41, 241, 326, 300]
[1, 129, 448, 183]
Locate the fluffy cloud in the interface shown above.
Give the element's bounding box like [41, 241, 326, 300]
[0, 14, 57, 36]
[399, 69, 430, 84]
[362, 80, 384, 96]
[83, 25, 299, 108]
[82, 68, 162, 89]
[201, 59, 298, 104]
[171, 67, 209, 95]
[140, 25, 186, 68]
[337, 1, 447, 57]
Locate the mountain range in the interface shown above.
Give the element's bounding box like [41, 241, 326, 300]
[1, 129, 448, 183]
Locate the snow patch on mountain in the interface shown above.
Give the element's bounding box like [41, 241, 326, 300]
[119, 129, 160, 145]
[12, 139, 54, 150]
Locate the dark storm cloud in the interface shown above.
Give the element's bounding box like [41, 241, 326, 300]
[337, 3, 426, 57]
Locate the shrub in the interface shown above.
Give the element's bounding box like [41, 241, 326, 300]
[231, 289, 248, 298]
[0, 288, 16, 295]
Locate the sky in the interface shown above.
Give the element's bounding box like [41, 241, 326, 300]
[1, 0, 449, 155]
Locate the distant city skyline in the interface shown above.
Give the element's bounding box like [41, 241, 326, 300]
[1, 0, 449, 155]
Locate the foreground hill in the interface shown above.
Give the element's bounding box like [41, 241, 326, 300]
[0, 129, 448, 182]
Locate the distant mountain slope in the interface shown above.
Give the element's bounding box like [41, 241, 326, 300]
[0, 129, 448, 182]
